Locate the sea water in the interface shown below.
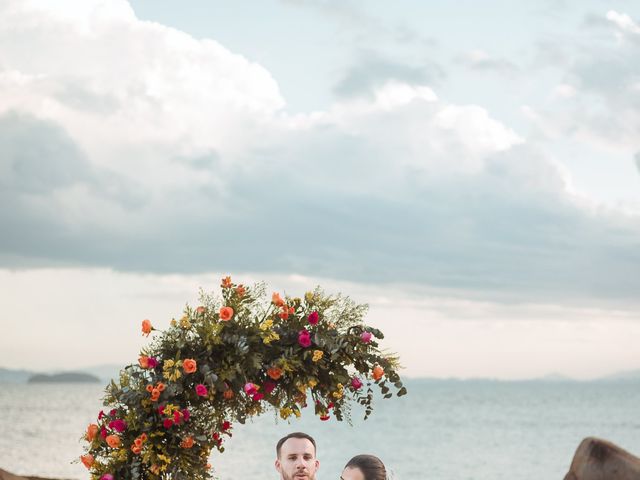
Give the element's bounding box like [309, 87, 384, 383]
[0, 379, 639, 479]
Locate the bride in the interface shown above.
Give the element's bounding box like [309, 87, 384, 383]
[341, 454, 388, 480]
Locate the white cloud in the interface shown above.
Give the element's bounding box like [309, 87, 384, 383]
[606, 10, 640, 36]
[1, 268, 638, 379]
[1, 0, 639, 309]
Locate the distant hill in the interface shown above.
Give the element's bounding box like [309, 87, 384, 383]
[28, 372, 100, 383]
[597, 369, 640, 382]
[0, 367, 34, 383]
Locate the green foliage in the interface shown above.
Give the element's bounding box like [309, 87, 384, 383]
[80, 278, 406, 479]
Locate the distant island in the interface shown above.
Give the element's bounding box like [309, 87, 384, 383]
[27, 372, 100, 383]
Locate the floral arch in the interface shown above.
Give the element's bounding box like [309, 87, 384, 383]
[80, 277, 406, 479]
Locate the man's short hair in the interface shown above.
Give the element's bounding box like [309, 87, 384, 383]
[276, 432, 317, 458]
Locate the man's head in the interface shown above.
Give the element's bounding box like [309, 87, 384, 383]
[275, 432, 320, 480]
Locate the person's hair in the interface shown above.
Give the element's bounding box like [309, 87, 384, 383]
[276, 432, 317, 458]
[344, 454, 387, 480]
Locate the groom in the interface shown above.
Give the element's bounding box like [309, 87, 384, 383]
[275, 432, 320, 480]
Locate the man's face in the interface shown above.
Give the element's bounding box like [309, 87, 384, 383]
[275, 437, 320, 480]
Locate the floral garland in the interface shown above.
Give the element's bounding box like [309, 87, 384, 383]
[79, 277, 407, 479]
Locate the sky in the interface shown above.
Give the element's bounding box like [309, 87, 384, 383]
[1, 0, 639, 379]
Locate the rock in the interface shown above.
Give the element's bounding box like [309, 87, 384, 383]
[564, 437, 640, 480]
[0, 468, 60, 480]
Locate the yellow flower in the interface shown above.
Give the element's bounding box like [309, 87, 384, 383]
[307, 378, 318, 388]
[312, 350, 323, 362]
[259, 319, 273, 331]
[332, 383, 344, 399]
[262, 331, 280, 345]
[294, 409, 301, 418]
[305, 291, 314, 303]
[170, 318, 177, 327]
[179, 315, 191, 329]
[279, 407, 293, 419]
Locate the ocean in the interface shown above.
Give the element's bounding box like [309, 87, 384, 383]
[0, 379, 638, 479]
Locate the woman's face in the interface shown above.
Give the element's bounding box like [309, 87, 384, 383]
[341, 466, 365, 480]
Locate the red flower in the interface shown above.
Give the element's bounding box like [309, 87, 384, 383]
[222, 421, 231, 431]
[100, 426, 107, 439]
[298, 329, 312, 348]
[158, 404, 165, 415]
[263, 380, 276, 394]
[182, 409, 190, 422]
[320, 415, 330, 421]
[195, 384, 208, 397]
[308, 311, 319, 325]
[163, 419, 174, 429]
[252, 392, 264, 401]
[351, 377, 363, 390]
[173, 411, 182, 424]
[108, 419, 127, 433]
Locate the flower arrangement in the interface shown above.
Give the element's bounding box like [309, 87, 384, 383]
[80, 277, 406, 479]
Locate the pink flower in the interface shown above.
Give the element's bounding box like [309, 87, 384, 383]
[100, 426, 107, 439]
[109, 409, 117, 417]
[147, 357, 158, 368]
[108, 419, 127, 433]
[252, 392, 264, 401]
[173, 411, 182, 425]
[222, 421, 232, 431]
[100, 475, 114, 480]
[351, 377, 363, 390]
[308, 311, 319, 325]
[244, 383, 258, 396]
[163, 418, 174, 429]
[298, 330, 312, 348]
[263, 380, 276, 394]
[360, 331, 372, 343]
[182, 409, 190, 422]
[195, 384, 208, 397]
[98, 410, 105, 420]
[157, 404, 165, 415]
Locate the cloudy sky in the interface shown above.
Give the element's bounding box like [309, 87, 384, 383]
[1, 0, 639, 379]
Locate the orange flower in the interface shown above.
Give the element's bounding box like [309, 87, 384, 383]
[183, 358, 197, 374]
[221, 276, 232, 288]
[86, 423, 99, 442]
[157, 382, 166, 391]
[134, 437, 144, 448]
[141, 319, 153, 336]
[180, 436, 195, 449]
[219, 306, 234, 321]
[272, 292, 285, 307]
[80, 454, 94, 469]
[138, 355, 149, 368]
[235, 284, 246, 297]
[146, 384, 154, 392]
[278, 305, 295, 320]
[140, 433, 148, 442]
[106, 434, 121, 449]
[267, 366, 283, 380]
[223, 389, 234, 400]
[372, 365, 385, 381]
[150, 389, 160, 402]
[131, 444, 142, 454]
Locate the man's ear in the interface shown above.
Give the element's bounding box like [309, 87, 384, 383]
[275, 459, 282, 473]
[315, 460, 320, 470]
